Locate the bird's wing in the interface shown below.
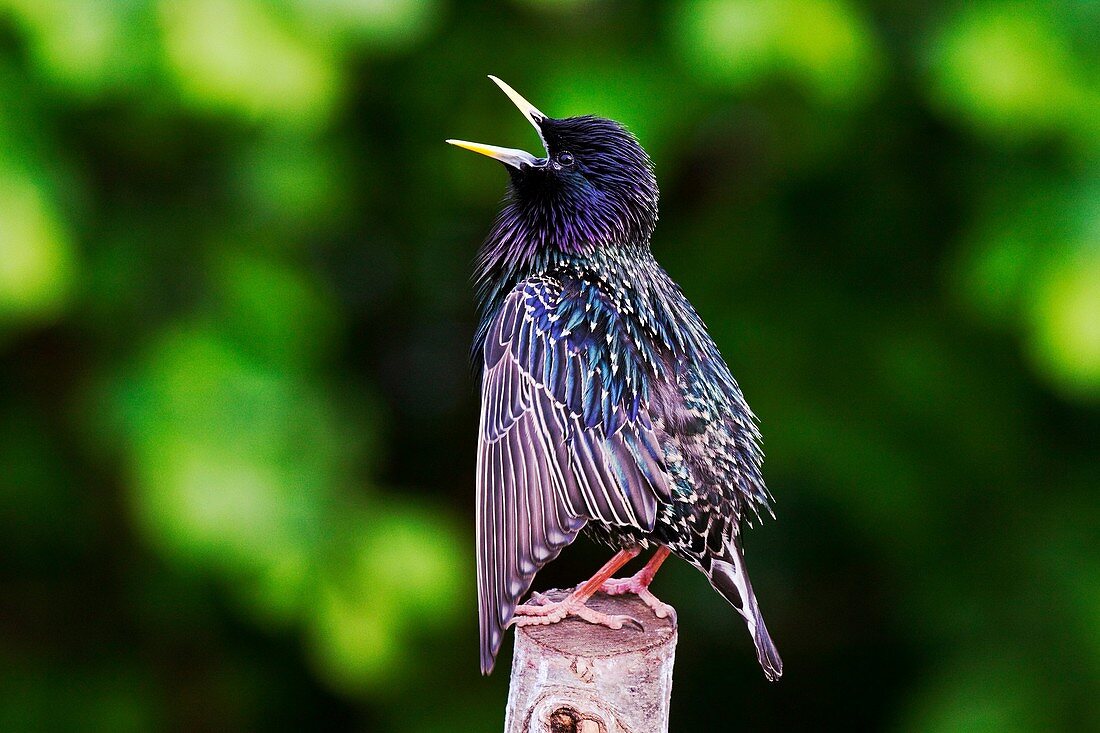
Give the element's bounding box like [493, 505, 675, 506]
[477, 276, 670, 673]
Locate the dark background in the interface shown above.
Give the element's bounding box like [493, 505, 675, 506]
[1, 1, 1097, 730]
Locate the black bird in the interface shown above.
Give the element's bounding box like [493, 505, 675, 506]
[449, 76, 782, 681]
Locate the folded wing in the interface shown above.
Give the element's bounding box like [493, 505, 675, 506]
[477, 277, 670, 673]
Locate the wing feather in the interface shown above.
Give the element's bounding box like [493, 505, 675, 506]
[477, 278, 670, 673]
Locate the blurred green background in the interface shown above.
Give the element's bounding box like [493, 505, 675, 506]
[0, 0, 1097, 730]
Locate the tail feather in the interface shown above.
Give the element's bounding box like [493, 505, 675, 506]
[706, 541, 783, 681]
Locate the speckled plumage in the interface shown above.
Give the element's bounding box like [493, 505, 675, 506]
[462, 105, 782, 681]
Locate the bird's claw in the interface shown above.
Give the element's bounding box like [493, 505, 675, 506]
[509, 596, 643, 631]
[598, 577, 676, 622]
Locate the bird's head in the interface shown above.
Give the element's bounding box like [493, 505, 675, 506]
[449, 76, 658, 258]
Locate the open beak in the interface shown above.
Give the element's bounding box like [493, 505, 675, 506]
[447, 76, 548, 169]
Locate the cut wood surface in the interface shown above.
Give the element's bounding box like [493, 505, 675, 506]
[504, 590, 677, 733]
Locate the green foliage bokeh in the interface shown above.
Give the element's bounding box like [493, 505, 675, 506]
[0, 1, 1097, 730]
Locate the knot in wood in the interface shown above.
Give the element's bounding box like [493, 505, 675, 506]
[549, 707, 579, 733]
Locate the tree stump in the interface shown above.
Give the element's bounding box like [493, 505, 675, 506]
[504, 590, 677, 733]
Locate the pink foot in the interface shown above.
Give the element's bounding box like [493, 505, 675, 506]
[511, 591, 642, 630]
[599, 576, 675, 620]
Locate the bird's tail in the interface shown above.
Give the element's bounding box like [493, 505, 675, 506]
[705, 537, 783, 681]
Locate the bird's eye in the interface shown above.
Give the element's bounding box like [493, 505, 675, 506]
[557, 152, 575, 167]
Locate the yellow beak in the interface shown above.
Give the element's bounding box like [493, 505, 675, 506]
[445, 139, 539, 168]
[446, 75, 548, 169]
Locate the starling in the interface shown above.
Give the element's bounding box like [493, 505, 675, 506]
[449, 77, 782, 681]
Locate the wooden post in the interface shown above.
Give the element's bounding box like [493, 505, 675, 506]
[504, 590, 677, 733]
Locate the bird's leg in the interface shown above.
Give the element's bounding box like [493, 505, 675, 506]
[598, 546, 675, 619]
[511, 547, 643, 630]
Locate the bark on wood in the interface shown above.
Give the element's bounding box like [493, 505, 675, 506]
[504, 590, 677, 733]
